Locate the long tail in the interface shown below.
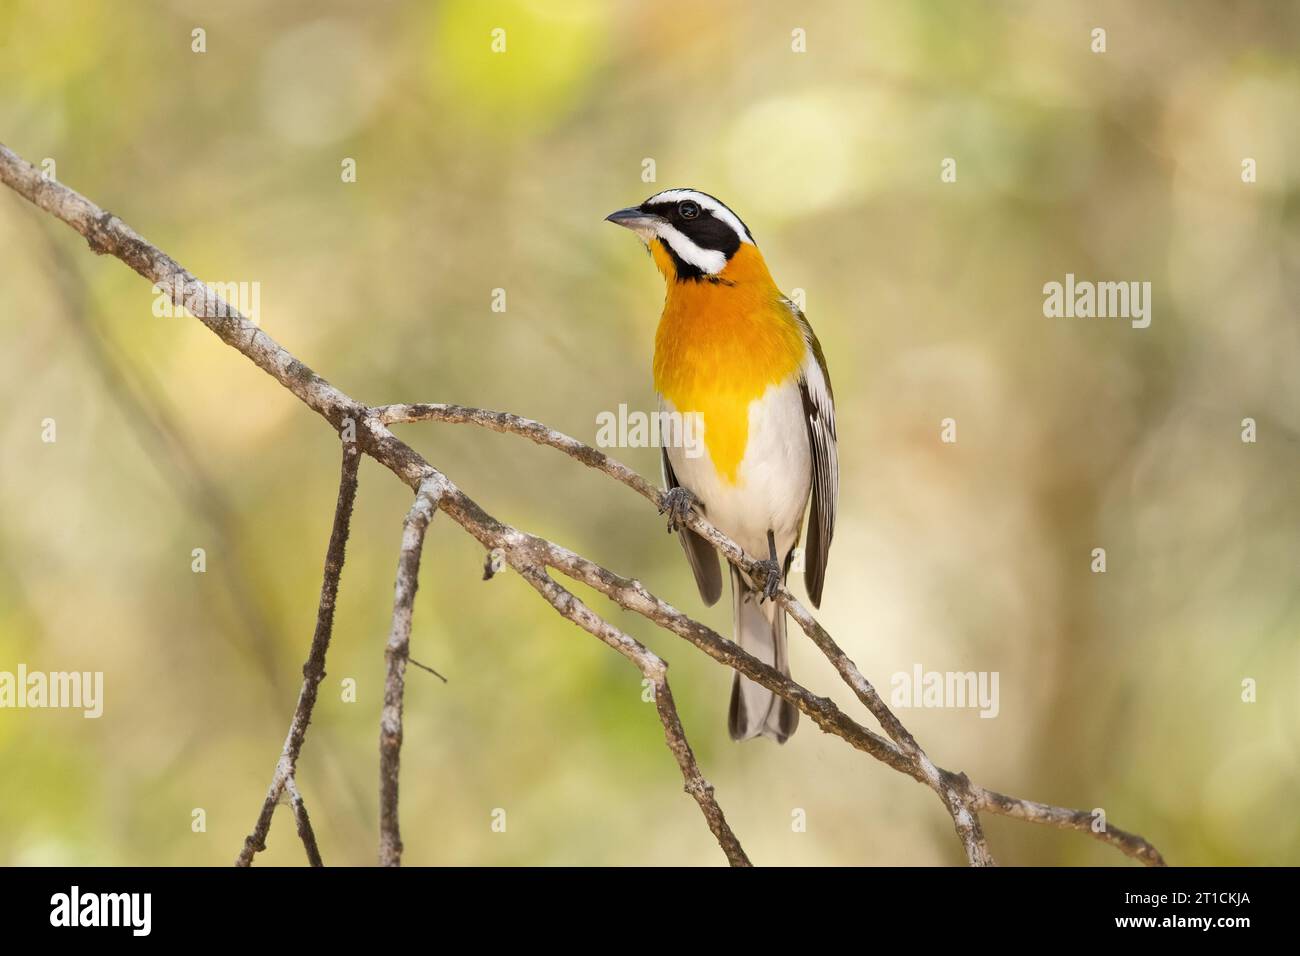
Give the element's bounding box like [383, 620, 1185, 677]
[727, 565, 799, 743]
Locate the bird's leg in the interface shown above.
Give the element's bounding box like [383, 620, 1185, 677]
[755, 529, 782, 603]
[659, 486, 698, 534]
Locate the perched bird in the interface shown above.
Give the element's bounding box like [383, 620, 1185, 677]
[606, 189, 838, 743]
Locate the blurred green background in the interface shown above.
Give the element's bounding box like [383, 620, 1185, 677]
[1, 0, 1297, 866]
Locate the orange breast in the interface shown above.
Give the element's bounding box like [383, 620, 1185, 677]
[652, 243, 804, 483]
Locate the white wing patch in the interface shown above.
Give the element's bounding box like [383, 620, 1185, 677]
[787, 298, 838, 608]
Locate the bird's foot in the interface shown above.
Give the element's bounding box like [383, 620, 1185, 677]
[754, 557, 782, 603]
[659, 486, 697, 534]
[755, 529, 782, 603]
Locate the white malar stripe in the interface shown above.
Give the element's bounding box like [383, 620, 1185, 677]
[645, 188, 754, 245]
[657, 223, 728, 275]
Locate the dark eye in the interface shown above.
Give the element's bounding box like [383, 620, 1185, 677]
[678, 200, 700, 220]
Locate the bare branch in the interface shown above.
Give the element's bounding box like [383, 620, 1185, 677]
[379, 481, 443, 867]
[0, 143, 377, 468]
[377, 407, 998, 860]
[648, 675, 751, 866]
[379, 404, 1155, 866]
[507, 561, 750, 865]
[378, 403, 662, 501]
[235, 442, 360, 866]
[1, 143, 1164, 867]
[973, 788, 1165, 867]
[284, 775, 324, 868]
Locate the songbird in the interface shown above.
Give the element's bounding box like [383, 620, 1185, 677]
[606, 189, 838, 743]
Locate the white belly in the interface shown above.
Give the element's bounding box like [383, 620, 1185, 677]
[662, 380, 811, 563]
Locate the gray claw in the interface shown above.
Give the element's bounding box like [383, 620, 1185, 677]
[659, 486, 696, 534]
[754, 558, 781, 603]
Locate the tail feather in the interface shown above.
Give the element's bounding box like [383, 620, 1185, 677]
[727, 565, 799, 743]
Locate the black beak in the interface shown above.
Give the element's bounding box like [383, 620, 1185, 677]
[605, 206, 661, 231]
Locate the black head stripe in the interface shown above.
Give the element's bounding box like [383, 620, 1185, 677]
[641, 199, 744, 259]
[667, 189, 756, 245]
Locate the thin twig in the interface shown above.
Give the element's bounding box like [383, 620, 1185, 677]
[284, 775, 324, 868]
[235, 442, 360, 866]
[408, 658, 448, 682]
[648, 675, 751, 865]
[379, 482, 441, 867]
[972, 788, 1164, 867]
[508, 562, 750, 865]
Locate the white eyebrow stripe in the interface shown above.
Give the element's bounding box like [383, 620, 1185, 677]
[645, 188, 754, 245]
[657, 223, 727, 274]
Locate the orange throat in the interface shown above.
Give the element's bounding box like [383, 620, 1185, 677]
[650, 242, 804, 483]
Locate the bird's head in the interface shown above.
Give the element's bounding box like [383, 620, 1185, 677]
[606, 189, 771, 286]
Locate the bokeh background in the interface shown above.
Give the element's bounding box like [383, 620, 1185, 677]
[1, 0, 1297, 866]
